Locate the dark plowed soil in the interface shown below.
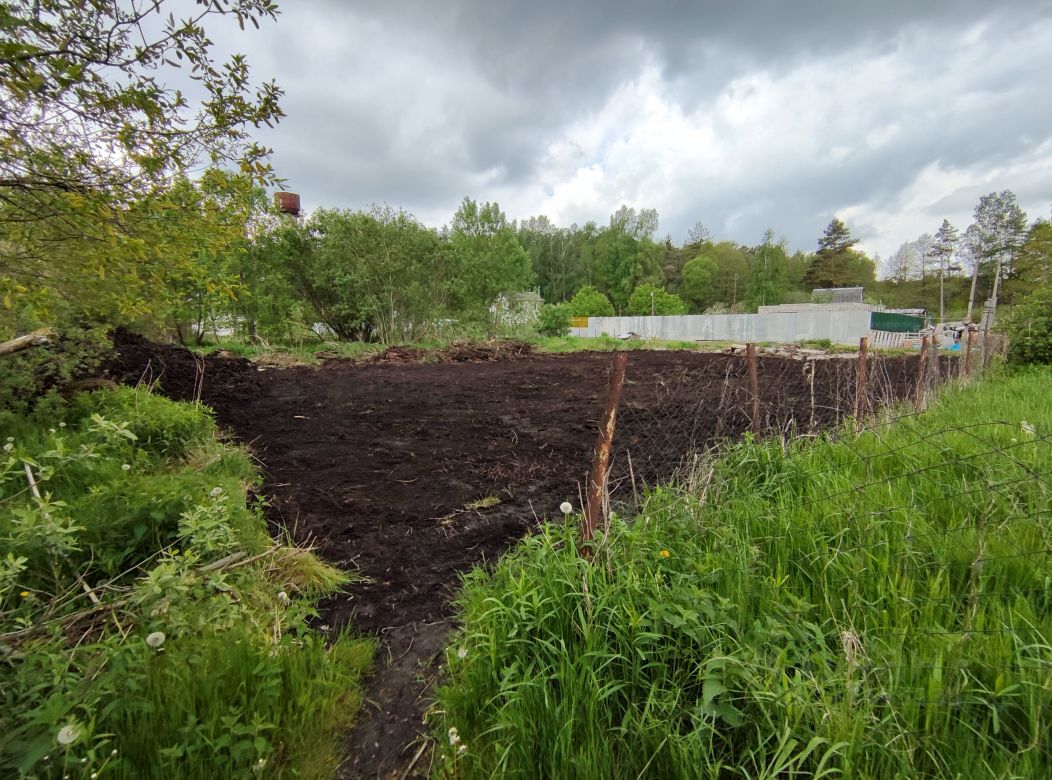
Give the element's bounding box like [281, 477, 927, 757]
[105, 338, 931, 778]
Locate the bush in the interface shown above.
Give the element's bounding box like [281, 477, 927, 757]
[567, 285, 615, 317]
[536, 303, 571, 337]
[0, 388, 372, 778]
[1002, 284, 1052, 365]
[626, 283, 688, 315]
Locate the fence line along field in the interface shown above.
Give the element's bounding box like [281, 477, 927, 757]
[105, 332, 965, 777]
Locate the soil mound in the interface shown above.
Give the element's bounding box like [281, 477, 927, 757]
[352, 339, 535, 365]
[104, 329, 263, 415]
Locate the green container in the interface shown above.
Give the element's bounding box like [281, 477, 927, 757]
[871, 311, 925, 333]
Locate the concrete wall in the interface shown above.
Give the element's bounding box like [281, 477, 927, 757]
[568, 309, 873, 345]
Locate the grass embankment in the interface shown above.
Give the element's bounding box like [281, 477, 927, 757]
[0, 388, 372, 778]
[435, 370, 1052, 778]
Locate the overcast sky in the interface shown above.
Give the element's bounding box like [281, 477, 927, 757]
[220, 0, 1052, 260]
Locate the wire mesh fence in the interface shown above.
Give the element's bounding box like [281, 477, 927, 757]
[605, 338, 993, 501]
[564, 336, 1048, 774]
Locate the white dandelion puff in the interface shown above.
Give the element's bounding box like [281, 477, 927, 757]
[146, 631, 166, 648]
[210, 486, 223, 498]
[56, 724, 80, 746]
[2, 443, 12, 452]
[121, 463, 131, 471]
[448, 727, 461, 746]
[559, 501, 573, 515]
[456, 646, 468, 660]
[277, 591, 291, 606]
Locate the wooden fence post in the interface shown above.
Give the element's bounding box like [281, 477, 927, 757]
[581, 351, 628, 554]
[928, 331, 940, 395]
[746, 343, 760, 436]
[964, 327, 974, 380]
[914, 336, 928, 411]
[854, 336, 868, 436]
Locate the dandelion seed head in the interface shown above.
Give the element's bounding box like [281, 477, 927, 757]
[56, 724, 79, 746]
[559, 501, 573, 514]
[3, 443, 12, 452]
[456, 646, 468, 659]
[448, 726, 460, 746]
[59, 422, 66, 428]
[277, 591, 290, 605]
[210, 486, 223, 497]
[146, 631, 166, 648]
[121, 463, 131, 471]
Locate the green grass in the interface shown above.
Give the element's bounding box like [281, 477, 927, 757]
[0, 387, 372, 778]
[434, 369, 1052, 778]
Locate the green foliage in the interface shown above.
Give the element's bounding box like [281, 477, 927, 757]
[449, 198, 533, 319]
[1, 1, 282, 333]
[567, 285, 615, 317]
[626, 283, 688, 315]
[536, 304, 572, 337]
[0, 328, 108, 416]
[679, 253, 718, 311]
[0, 388, 372, 778]
[681, 242, 749, 310]
[745, 230, 791, 309]
[435, 371, 1052, 778]
[592, 208, 664, 312]
[1002, 284, 1052, 365]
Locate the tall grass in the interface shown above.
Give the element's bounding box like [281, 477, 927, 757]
[435, 369, 1052, 778]
[1, 387, 372, 778]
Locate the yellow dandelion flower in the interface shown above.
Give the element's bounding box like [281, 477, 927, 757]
[659, 549, 670, 558]
[20, 591, 30, 598]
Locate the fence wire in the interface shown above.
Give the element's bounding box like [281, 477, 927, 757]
[573, 336, 1048, 772]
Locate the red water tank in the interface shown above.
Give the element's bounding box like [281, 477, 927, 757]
[274, 191, 301, 216]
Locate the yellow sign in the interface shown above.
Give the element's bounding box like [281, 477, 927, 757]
[571, 316, 589, 328]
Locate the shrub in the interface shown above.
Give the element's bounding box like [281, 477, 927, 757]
[1002, 284, 1052, 365]
[536, 303, 571, 337]
[0, 388, 372, 778]
[567, 285, 615, 317]
[626, 283, 688, 315]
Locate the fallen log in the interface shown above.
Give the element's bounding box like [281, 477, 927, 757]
[0, 328, 52, 357]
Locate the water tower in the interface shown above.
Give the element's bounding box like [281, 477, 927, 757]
[274, 191, 301, 218]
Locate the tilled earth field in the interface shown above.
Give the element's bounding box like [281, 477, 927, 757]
[107, 334, 931, 778]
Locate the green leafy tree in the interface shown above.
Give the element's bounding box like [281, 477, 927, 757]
[626, 283, 688, 315]
[567, 285, 615, 317]
[517, 216, 587, 303]
[746, 229, 790, 309]
[1, 0, 283, 333]
[592, 207, 663, 311]
[680, 254, 718, 312]
[536, 303, 571, 337]
[1002, 283, 1052, 365]
[449, 198, 533, 317]
[964, 191, 1028, 321]
[298, 207, 449, 342]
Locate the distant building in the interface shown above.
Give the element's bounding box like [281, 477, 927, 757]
[811, 286, 864, 304]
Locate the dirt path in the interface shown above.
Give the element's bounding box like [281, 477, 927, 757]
[107, 338, 923, 778]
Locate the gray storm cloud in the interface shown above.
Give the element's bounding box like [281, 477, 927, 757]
[216, 0, 1052, 255]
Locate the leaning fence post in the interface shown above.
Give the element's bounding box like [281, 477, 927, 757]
[964, 327, 974, 380]
[746, 343, 760, 436]
[854, 336, 868, 436]
[929, 331, 940, 390]
[914, 336, 928, 411]
[581, 351, 628, 555]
